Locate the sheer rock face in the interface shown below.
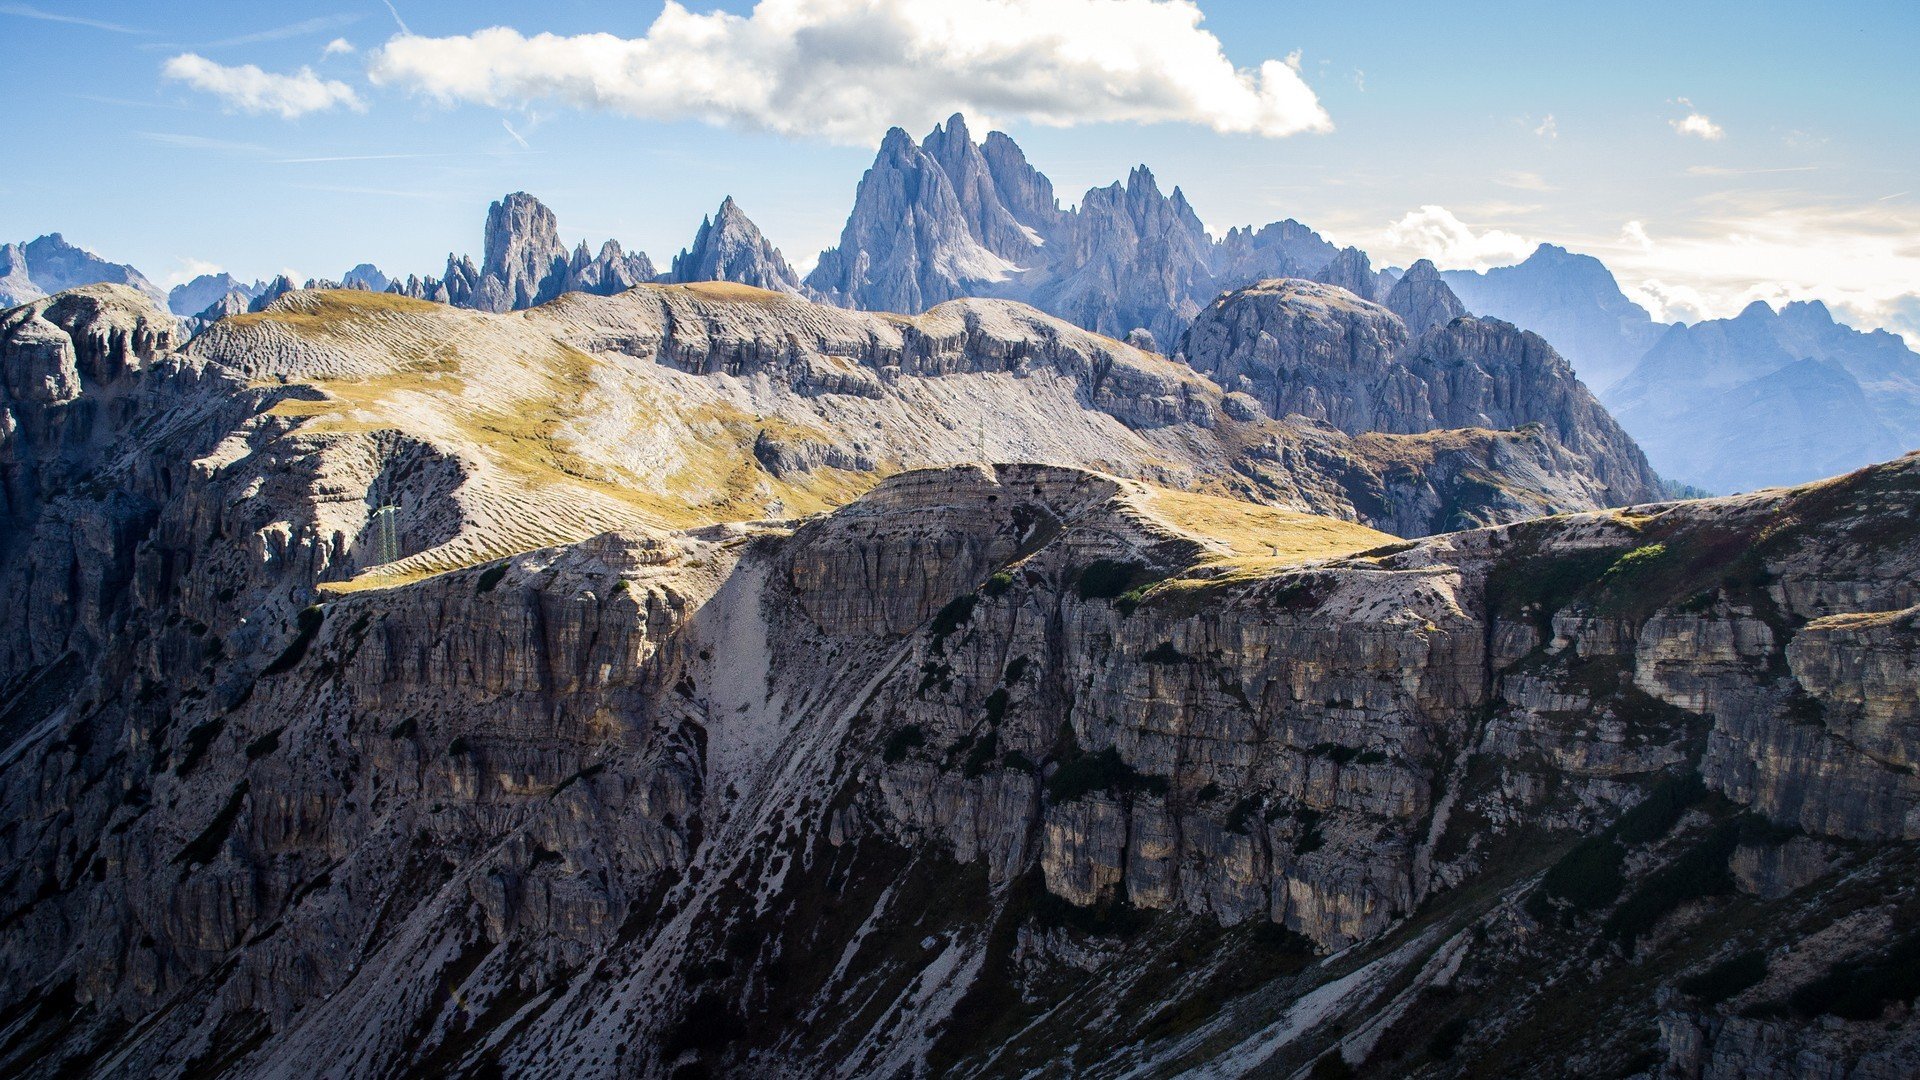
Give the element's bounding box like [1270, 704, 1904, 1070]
[805, 125, 1018, 315]
[4, 285, 1917, 1078]
[668, 197, 803, 293]
[1384, 258, 1468, 338]
[473, 191, 572, 312]
[1182, 278, 1666, 504]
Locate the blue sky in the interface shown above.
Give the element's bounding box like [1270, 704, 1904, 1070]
[2, 1, 1915, 338]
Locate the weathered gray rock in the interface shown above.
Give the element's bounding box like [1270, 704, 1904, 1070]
[4, 284, 1917, 1079]
[1384, 258, 1467, 338]
[1181, 277, 1668, 505]
[668, 197, 803, 293]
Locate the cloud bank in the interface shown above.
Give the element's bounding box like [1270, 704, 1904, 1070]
[163, 53, 363, 118]
[365, 0, 1331, 143]
[1383, 205, 1535, 270]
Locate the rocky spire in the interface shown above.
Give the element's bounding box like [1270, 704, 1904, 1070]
[1313, 247, 1380, 300]
[475, 192, 571, 312]
[669, 197, 804, 293]
[1385, 259, 1467, 337]
[805, 126, 1011, 313]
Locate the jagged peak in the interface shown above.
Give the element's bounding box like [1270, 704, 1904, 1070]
[878, 126, 915, 155]
[1737, 299, 1777, 320]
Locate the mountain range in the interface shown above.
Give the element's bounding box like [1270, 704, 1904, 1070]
[2, 281, 1916, 1077]
[10, 113, 1918, 495]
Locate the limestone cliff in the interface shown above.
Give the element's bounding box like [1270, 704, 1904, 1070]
[1181, 277, 1667, 506]
[3, 284, 1917, 1078]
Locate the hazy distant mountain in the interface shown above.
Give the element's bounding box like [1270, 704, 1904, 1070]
[808, 113, 1343, 344]
[668, 196, 805, 293]
[1442, 244, 1666, 393]
[169, 272, 269, 317]
[1609, 299, 1920, 491]
[0, 233, 163, 309]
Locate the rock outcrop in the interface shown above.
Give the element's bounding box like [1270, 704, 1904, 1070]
[1384, 258, 1468, 337]
[1181, 277, 1667, 505]
[6, 283, 1916, 1079]
[667, 197, 804, 293]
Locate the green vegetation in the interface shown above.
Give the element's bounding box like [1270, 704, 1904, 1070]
[262, 605, 325, 677]
[173, 716, 227, 778]
[883, 725, 924, 764]
[983, 571, 1014, 597]
[244, 728, 282, 761]
[475, 562, 509, 594]
[1680, 949, 1767, 1005]
[1142, 641, 1188, 664]
[1786, 930, 1920, 1019]
[1613, 773, 1706, 844]
[1045, 746, 1169, 803]
[173, 781, 250, 869]
[1076, 559, 1154, 601]
[1529, 836, 1627, 921]
[1426, 1016, 1472, 1061]
[929, 594, 978, 651]
[982, 687, 1010, 725]
[962, 730, 999, 778]
[1605, 821, 1739, 944]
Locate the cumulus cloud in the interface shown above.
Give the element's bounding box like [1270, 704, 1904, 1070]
[163, 53, 363, 118]
[323, 37, 354, 56]
[1381, 205, 1536, 270]
[163, 257, 224, 288]
[1669, 98, 1724, 140]
[365, 0, 1332, 143]
[1621, 220, 1653, 250]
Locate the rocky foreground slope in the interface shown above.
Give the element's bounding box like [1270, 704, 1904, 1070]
[2, 284, 1916, 1078]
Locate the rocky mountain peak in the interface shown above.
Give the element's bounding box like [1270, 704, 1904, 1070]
[2, 232, 165, 309]
[477, 192, 569, 310]
[669, 196, 804, 293]
[1385, 258, 1467, 337]
[1312, 246, 1380, 300]
[1442, 243, 1666, 393]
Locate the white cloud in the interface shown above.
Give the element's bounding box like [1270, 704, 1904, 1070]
[501, 117, 530, 148]
[1380, 205, 1536, 270]
[164, 257, 224, 288]
[1621, 220, 1653, 250]
[366, 0, 1333, 144]
[323, 37, 355, 56]
[1592, 193, 1920, 347]
[1669, 98, 1724, 140]
[1534, 113, 1557, 140]
[162, 53, 364, 118]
